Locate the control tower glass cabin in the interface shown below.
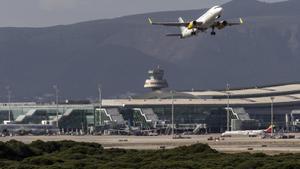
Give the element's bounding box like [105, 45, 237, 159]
[144, 67, 168, 91]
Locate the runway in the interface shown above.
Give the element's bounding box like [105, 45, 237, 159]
[1, 134, 299, 155]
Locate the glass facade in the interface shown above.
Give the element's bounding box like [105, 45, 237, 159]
[0, 102, 299, 133]
[150, 106, 227, 133]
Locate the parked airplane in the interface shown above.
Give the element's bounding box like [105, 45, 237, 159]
[148, 6, 243, 39]
[221, 125, 274, 137]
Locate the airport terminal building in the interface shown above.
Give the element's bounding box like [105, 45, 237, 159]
[1, 68, 300, 134]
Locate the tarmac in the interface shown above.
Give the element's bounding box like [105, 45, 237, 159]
[1, 134, 300, 155]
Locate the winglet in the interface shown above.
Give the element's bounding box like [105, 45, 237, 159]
[148, 18, 153, 25]
[239, 18, 244, 24]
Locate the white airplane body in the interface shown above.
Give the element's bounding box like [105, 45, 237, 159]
[148, 6, 243, 39]
[221, 125, 273, 137]
[222, 130, 264, 137]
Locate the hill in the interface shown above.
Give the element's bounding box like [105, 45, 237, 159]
[0, 0, 299, 100]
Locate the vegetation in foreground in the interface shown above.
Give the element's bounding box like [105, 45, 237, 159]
[0, 140, 299, 169]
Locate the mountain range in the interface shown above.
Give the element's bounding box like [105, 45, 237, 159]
[0, 0, 299, 101]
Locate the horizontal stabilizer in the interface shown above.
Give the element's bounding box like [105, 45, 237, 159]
[166, 33, 182, 37]
[228, 18, 244, 26]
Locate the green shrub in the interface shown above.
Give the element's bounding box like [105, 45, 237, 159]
[23, 156, 55, 165]
[0, 142, 16, 160]
[236, 160, 263, 169]
[6, 140, 36, 159]
[64, 145, 103, 155]
[30, 140, 103, 154]
[0, 140, 37, 160]
[173, 143, 217, 154]
[0, 141, 299, 169]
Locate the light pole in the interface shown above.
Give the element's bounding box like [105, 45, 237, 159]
[53, 85, 59, 128]
[6, 86, 11, 122]
[171, 90, 174, 139]
[98, 84, 102, 125]
[226, 83, 230, 131]
[270, 97, 275, 137]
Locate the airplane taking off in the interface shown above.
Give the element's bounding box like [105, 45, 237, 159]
[221, 125, 274, 137]
[148, 6, 243, 39]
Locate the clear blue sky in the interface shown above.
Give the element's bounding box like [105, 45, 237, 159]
[0, 0, 287, 27]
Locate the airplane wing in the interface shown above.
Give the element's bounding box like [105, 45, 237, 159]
[165, 33, 182, 37]
[212, 18, 244, 28]
[148, 18, 189, 27]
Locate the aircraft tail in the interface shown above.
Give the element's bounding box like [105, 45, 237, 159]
[178, 17, 186, 34]
[264, 125, 275, 133]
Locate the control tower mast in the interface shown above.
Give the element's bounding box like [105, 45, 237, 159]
[144, 66, 168, 91]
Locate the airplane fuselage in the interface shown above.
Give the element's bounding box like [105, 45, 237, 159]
[199, 7, 222, 25]
[182, 6, 223, 38]
[221, 130, 264, 137]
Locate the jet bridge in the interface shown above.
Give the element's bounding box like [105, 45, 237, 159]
[226, 107, 259, 131]
[15, 109, 48, 124]
[95, 108, 125, 125]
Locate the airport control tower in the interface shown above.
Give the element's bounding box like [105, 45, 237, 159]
[144, 66, 168, 91]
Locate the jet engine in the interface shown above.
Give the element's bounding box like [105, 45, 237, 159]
[216, 20, 228, 29]
[191, 31, 197, 36]
[187, 21, 198, 29]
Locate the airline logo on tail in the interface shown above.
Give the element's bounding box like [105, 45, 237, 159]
[264, 125, 275, 133]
